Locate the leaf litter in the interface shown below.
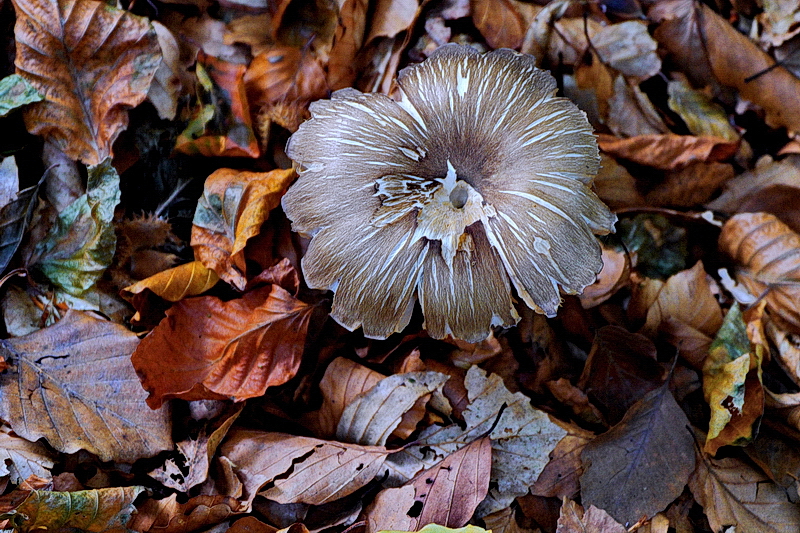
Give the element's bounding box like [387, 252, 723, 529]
[1, 0, 800, 532]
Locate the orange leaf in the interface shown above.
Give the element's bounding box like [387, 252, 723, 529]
[191, 168, 296, 290]
[719, 213, 800, 333]
[244, 47, 328, 109]
[12, 0, 160, 165]
[597, 133, 737, 170]
[131, 260, 313, 408]
[471, 0, 524, 50]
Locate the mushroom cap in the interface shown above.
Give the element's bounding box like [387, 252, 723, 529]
[282, 44, 617, 342]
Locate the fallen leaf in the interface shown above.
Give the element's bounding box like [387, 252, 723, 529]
[191, 168, 295, 290]
[577, 325, 664, 425]
[645, 162, 734, 207]
[129, 493, 244, 533]
[0, 176, 39, 275]
[472, 0, 525, 50]
[132, 260, 313, 408]
[666, 78, 739, 142]
[11, 486, 144, 533]
[385, 366, 567, 516]
[555, 498, 626, 533]
[365, 0, 420, 43]
[225, 516, 278, 533]
[597, 133, 737, 170]
[336, 371, 449, 446]
[703, 303, 765, 455]
[580, 381, 696, 526]
[592, 21, 661, 80]
[618, 214, 687, 280]
[32, 159, 120, 296]
[364, 485, 416, 533]
[592, 154, 646, 210]
[0, 74, 43, 117]
[0, 310, 172, 462]
[689, 451, 800, 533]
[12, 0, 160, 164]
[245, 47, 329, 110]
[579, 245, 630, 309]
[651, 0, 800, 135]
[606, 75, 668, 137]
[220, 429, 389, 507]
[531, 431, 591, 499]
[0, 430, 55, 484]
[326, 0, 369, 90]
[147, 22, 184, 121]
[767, 320, 800, 388]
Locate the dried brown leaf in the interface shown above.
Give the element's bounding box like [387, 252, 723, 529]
[719, 212, 800, 333]
[597, 133, 737, 170]
[580, 382, 696, 525]
[192, 168, 295, 290]
[0, 311, 172, 462]
[579, 245, 630, 309]
[472, 0, 525, 49]
[220, 429, 389, 507]
[132, 260, 313, 408]
[0, 430, 55, 484]
[12, 0, 160, 165]
[689, 452, 800, 533]
[130, 494, 244, 533]
[555, 498, 626, 533]
[592, 21, 661, 80]
[646, 162, 734, 207]
[592, 154, 646, 210]
[245, 47, 328, 109]
[531, 432, 591, 499]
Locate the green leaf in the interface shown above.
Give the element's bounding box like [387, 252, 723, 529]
[618, 213, 687, 279]
[11, 487, 145, 533]
[0, 74, 43, 117]
[379, 525, 490, 533]
[33, 158, 120, 295]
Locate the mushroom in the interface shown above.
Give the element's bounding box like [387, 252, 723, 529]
[282, 44, 617, 342]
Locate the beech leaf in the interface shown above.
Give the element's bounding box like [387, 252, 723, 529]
[336, 371, 450, 446]
[9, 487, 145, 533]
[220, 429, 390, 507]
[33, 159, 120, 296]
[0, 178, 39, 275]
[555, 498, 626, 533]
[132, 260, 313, 407]
[192, 168, 296, 290]
[0, 430, 55, 483]
[0, 310, 173, 462]
[385, 366, 567, 516]
[689, 452, 800, 533]
[129, 493, 244, 533]
[11, 0, 161, 165]
[580, 381, 695, 525]
[0, 74, 43, 117]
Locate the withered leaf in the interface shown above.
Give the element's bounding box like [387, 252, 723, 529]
[0, 430, 55, 484]
[666, 79, 739, 142]
[386, 366, 567, 516]
[580, 381, 695, 526]
[132, 260, 313, 408]
[0, 177, 38, 275]
[597, 133, 737, 170]
[689, 451, 800, 533]
[555, 498, 626, 533]
[719, 212, 800, 333]
[12, 486, 144, 533]
[592, 21, 661, 80]
[531, 432, 592, 499]
[129, 493, 244, 533]
[12, 0, 160, 165]
[336, 371, 449, 446]
[220, 429, 390, 507]
[0, 74, 43, 117]
[192, 168, 295, 290]
[0, 310, 172, 462]
[471, 0, 524, 50]
[244, 47, 328, 109]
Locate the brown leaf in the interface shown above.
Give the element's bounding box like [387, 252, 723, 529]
[606, 75, 668, 138]
[148, 21, 185, 121]
[12, 0, 160, 165]
[244, 47, 328, 110]
[597, 133, 737, 170]
[472, 0, 525, 49]
[0, 311, 172, 462]
[220, 429, 389, 507]
[191, 168, 295, 290]
[0, 429, 55, 484]
[689, 451, 800, 533]
[580, 382, 696, 526]
[327, 0, 369, 90]
[719, 212, 800, 333]
[592, 154, 646, 210]
[555, 498, 626, 533]
[579, 245, 631, 309]
[531, 431, 592, 499]
[132, 260, 313, 408]
[130, 494, 244, 533]
[226, 516, 278, 533]
[651, 0, 800, 135]
[577, 325, 665, 425]
[592, 21, 661, 81]
[363, 485, 417, 533]
[767, 320, 800, 388]
[645, 162, 735, 207]
[366, 0, 420, 43]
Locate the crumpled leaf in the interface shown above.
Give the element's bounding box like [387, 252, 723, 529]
[7, 487, 144, 533]
[579, 244, 630, 309]
[0, 176, 39, 275]
[220, 429, 390, 507]
[597, 133, 737, 170]
[175, 54, 259, 158]
[666, 79, 739, 142]
[147, 22, 184, 121]
[0, 310, 172, 462]
[127, 493, 244, 533]
[367, 437, 491, 531]
[0, 430, 55, 484]
[592, 21, 661, 80]
[689, 451, 800, 533]
[337, 371, 449, 446]
[580, 381, 695, 526]
[703, 303, 765, 455]
[607, 75, 668, 138]
[719, 212, 800, 333]
[191, 168, 295, 290]
[0, 74, 43, 117]
[32, 159, 120, 296]
[132, 260, 313, 408]
[555, 498, 626, 533]
[244, 47, 328, 110]
[11, 0, 160, 165]
[651, 0, 800, 135]
[385, 366, 567, 517]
